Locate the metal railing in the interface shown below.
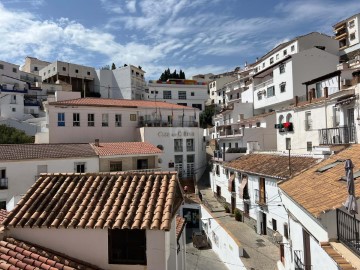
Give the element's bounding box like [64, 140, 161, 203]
[219, 128, 243, 137]
[337, 208, 360, 256]
[0, 178, 8, 190]
[254, 78, 274, 90]
[213, 150, 223, 160]
[319, 126, 356, 145]
[294, 250, 312, 270]
[254, 189, 267, 205]
[138, 120, 198, 128]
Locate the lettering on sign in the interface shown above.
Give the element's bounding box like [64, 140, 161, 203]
[158, 131, 195, 137]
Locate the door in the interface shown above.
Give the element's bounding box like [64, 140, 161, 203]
[261, 212, 267, 235]
[259, 178, 266, 204]
[347, 108, 355, 142]
[137, 159, 148, 170]
[183, 208, 200, 229]
[231, 196, 236, 214]
[303, 229, 311, 270]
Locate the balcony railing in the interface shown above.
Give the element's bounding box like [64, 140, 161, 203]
[213, 150, 223, 160]
[0, 178, 8, 190]
[294, 250, 312, 270]
[254, 78, 274, 90]
[138, 120, 198, 128]
[254, 189, 267, 205]
[319, 126, 356, 145]
[219, 128, 243, 138]
[337, 208, 360, 256]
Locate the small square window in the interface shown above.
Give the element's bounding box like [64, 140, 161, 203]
[62, 67, 66, 71]
[12, 108, 16, 112]
[291, 45, 295, 52]
[270, 57, 274, 64]
[350, 33, 356, 41]
[75, 69, 79, 73]
[87, 71, 91, 75]
[283, 49, 287, 56]
[279, 64, 285, 74]
[12, 68, 17, 73]
[280, 83, 286, 93]
[34, 66, 38, 71]
[349, 20, 355, 28]
[130, 114, 137, 121]
[0, 64, 4, 69]
[191, 92, 195, 96]
[75, 162, 86, 173]
[276, 54, 279, 60]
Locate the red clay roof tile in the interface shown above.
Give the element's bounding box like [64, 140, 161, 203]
[90, 142, 162, 156]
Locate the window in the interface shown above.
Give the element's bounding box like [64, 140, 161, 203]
[244, 202, 250, 216]
[276, 54, 279, 60]
[12, 68, 17, 73]
[349, 20, 355, 28]
[174, 139, 183, 152]
[88, 114, 95, 126]
[34, 66, 38, 71]
[284, 223, 289, 239]
[191, 92, 195, 96]
[280, 82, 286, 93]
[315, 82, 322, 98]
[270, 57, 274, 64]
[283, 49, 287, 56]
[350, 33, 356, 41]
[291, 45, 295, 52]
[256, 122, 261, 127]
[286, 113, 292, 123]
[108, 229, 146, 265]
[286, 138, 291, 150]
[12, 108, 16, 112]
[192, 104, 202, 110]
[87, 71, 91, 75]
[130, 114, 137, 121]
[58, 113, 65, 126]
[73, 113, 80, 126]
[0, 169, 7, 190]
[279, 63, 285, 74]
[307, 142, 312, 152]
[102, 113, 109, 127]
[163, 91, 172, 99]
[0, 64, 3, 69]
[0, 201, 6, 210]
[272, 219, 277, 231]
[258, 93, 262, 100]
[262, 62, 265, 68]
[316, 160, 343, 173]
[186, 139, 194, 151]
[62, 67, 66, 71]
[178, 91, 187, 100]
[187, 154, 195, 163]
[110, 162, 122, 172]
[75, 162, 86, 173]
[115, 114, 122, 127]
[75, 69, 79, 73]
[305, 111, 312, 130]
[53, 67, 55, 71]
[267, 86, 275, 97]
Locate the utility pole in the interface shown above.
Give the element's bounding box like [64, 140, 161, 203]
[286, 138, 292, 176]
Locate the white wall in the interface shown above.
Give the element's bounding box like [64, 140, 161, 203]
[10, 226, 176, 270]
[200, 205, 244, 270]
[0, 157, 99, 206]
[0, 92, 25, 120]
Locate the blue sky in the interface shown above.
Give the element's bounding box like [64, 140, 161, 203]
[1, 0, 360, 79]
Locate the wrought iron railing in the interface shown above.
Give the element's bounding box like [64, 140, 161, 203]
[319, 126, 356, 145]
[337, 208, 360, 256]
[138, 120, 198, 128]
[254, 78, 274, 90]
[294, 250, 312, 270]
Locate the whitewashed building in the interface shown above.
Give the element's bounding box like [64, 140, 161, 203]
[21, 56, 51, 75]
[252, 32, 339, 114]
[210, 153, 317, 238]
[145, 79, 208, 111]
[95, 64, 146, 100]
[209, 74, 237, 106]
[278, 145, 360, 270]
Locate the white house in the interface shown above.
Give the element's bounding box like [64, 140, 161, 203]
[95, 65, 146, 100]
[0, 143, 98, 209]
[145, 79, 208, 111]
[278, 144, 360, 270]
[209, 73, 237, 106]
[21, 56, 51, 75]
[2, 171, 186, 270]
[333, 13, 360, 62]
[210, 153, 318, 238]
[252, 32, 339, 113]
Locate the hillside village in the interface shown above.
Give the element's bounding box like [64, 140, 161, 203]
[0, 11, 360, 270]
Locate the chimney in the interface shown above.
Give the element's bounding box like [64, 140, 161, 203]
[95, 139, 100, 147]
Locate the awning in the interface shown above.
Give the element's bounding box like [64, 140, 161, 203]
[239, 175, 248, 199]
[228, 174, 235, 192]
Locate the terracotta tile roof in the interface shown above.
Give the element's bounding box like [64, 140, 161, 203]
[176, 216, 186, 240]
[280, 144, 360, 218]
[49, 97, 195, 110]
[91, 142, 162, 156]
[0, 237, 101, 270]
[0, 144, 96, 161]
[0, 210, 8, 224]
[225, 153, 319, 180]
[3, 172, 184, 231]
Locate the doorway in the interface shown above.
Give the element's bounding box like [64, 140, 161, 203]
[261, 212, 267, 235]
[183, 208, 200, 229]
[137, 159, 148, 170]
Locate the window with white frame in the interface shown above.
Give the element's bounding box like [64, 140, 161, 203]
[280, 82, 286, 93]
[267, 86, 275, 97]
[305, 111, 312, 130]
[270, 57, 274, 64]
[174, 139, 183, 152]
[291, 45, 295, 52]
[186, 138, 194, 151]
[163, 91, 172, 99]
[58, 113, 65, 126]
[73, 113, 80, 126]
[283, 49, 287, 56]
[178, 91, 187, 100]
[279, 63, 285, 74]
[75, 162, 86, 173]
[130, 114, 137, 121]
[115, 114, 122, 127]
[102, 113, 109, 127]
[88, 113, 95, 126]
[278, 115, 284, 124]
[350, 32, 356, 41]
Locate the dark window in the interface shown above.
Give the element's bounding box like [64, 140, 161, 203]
[87, 71, 91, 75]
[75, 69, 79, 73]
[192, 104, 202, 110]
[58, 113, 65, 126]
[0, 169, 7, 190]
[73, 113, 80, 126]
[12, 68, 17, 73]
[272, 218, 277, 231]
[244, 202, 250, 216]
[279, 64, 285, 74]
[108, 229, 146, 265]
[307, 142, 312, 152]
[110, 162, 122, 172]
[284, 223, 289, 239]
[88, 113, 95, 126]
[191, 92, 195, 96]
[75, 163, 86, 173]
[34, 66, 38, 71]
[62, 67, 66, 71]
[256, 122, 261, 127]
[0, 201, 6, 210]
[280, 83, 286, 93]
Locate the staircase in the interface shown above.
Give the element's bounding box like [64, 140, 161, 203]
[321, 242, 356, 270]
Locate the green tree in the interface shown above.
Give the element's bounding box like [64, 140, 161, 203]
[0, 125, 34, 144]
[159, 68, 186, 81]
[111, 63, 116, 70]
[199, 105, 215, 128]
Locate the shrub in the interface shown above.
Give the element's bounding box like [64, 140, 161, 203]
[224, 204, 230, 213]
[234, 209, 242, 221]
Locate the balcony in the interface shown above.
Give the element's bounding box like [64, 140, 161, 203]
[219, 128, 243, 138]
[294, 250, 312, 270]
[0, 178, 8, 190]
[335, 29, 347, 40]
[254, 78, 273, 91]
[337, 208, 360, 256]
[254, 189, 267, 205]
[138, 120, 198, 128]
[319, 126, 356, 145]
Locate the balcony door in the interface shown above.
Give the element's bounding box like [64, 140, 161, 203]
[259, 178, 266, 204]
[347, 108, 356, 142]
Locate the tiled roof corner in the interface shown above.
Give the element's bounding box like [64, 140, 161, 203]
[3, 172, 184, 231]
[176, 216, 186, 240]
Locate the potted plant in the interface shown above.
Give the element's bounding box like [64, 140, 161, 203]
[224, 204, 230, 213]
[234, 209, 242, 222]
